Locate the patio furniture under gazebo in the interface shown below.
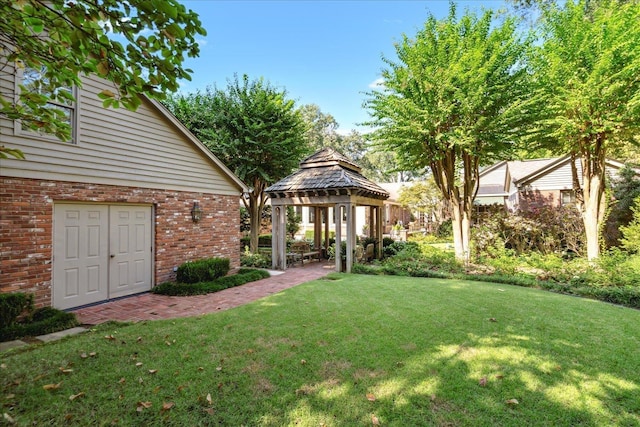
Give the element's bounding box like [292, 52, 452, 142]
[265, 147, 389, 273]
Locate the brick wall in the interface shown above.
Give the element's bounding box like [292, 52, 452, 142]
[0, 177, 241, 307]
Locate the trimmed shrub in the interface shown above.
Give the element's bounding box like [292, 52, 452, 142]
[240, 246, 271, 268]
[0, 293, 34, 328]
[177, 258, 230, 284]
[0, 307, 79, 342]
[152, 269, 270, 296]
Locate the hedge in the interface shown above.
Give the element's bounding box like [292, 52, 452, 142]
[176, 257, 230, 284]
[152, 268, 270, 296]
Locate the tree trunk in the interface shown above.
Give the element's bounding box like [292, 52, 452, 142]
[246, 179, 267, 254]
[574, 135, 607, 261]
[582, 160, 606, 260]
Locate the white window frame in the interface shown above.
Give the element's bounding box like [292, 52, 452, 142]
[14, 65, 79, 144]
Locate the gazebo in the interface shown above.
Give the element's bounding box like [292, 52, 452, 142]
[265, 147, 389, 273]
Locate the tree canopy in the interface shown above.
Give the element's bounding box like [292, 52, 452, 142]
[164, 74, 308, 253]
[0, 0, 206, 153]
[519, 0, 640, 259]
[366, 4, 528, 261]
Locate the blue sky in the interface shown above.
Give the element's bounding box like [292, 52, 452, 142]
[180, 1, 507, 134]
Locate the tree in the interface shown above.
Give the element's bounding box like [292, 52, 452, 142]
[365, 5, 528, 261]
[164, 75, 308, 253]
[286, 206, 302, 239]
[620, 197, 640, 254]
[0, 0, 206, 156]
[397, 179, 447, 228]
[521, 0, 640, 259]
[604, 165, 640, 247]
[299, 104, 341, 152]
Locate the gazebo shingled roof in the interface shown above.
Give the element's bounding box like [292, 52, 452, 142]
[265, 147, 389, 199]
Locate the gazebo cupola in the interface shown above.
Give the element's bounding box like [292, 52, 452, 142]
[265, 147, 389, 272]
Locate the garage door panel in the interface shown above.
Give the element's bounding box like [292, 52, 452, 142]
[109, 206, 152, 299]
[54, 204, 109, 310]
[54, 204, 151, 309]
[65, 226, 79, 260]
[63, 268, 79, 297]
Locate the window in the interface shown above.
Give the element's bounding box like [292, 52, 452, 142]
[18, 66, 77, 143]
[560, 190, 576, 206]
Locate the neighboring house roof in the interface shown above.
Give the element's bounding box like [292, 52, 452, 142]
[477, 156, 636, 207]
[147, 97, 248, 193]
[266, 147, 389, 200]
[377, 182, 408, 202]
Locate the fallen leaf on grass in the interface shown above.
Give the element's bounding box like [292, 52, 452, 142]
[506, 398, 519, 406]
[203, 407, 215, 415]
[300, 359, 306, 365]
[489, 318, 497, 322]
[366, 393, 376, 402]
[372, 414, 380, 425]
[59, 368, 73, 374]
[206, 393, 212, 405]
[479, 377, 487, 387]
[161, 402, 174, 412]
[135, 362, 143, 367]
[148, 369, 158, 374]
[496, 374, 504, 380]
[69, 392, 85, 401]
[3, 413, 15, 424]
[43, 382, 62, 391]
[105, 335, 116, 341]
[0, 364, 6, 369]
[118, 378, 126, 384]
[136, 401, 152, 412]
[137, 336, 142, 343]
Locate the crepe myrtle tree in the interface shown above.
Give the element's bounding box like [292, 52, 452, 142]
[518, 0, 640, 259]
[365, 4, 528, 262]
[165, 74, 309, 253]
[0, 0, 206, 158]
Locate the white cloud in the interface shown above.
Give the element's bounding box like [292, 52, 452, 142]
[368, 78, 385, 89]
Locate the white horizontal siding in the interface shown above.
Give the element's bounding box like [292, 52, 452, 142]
[526, 159, 620, 191]
[0, 71, 241, 196]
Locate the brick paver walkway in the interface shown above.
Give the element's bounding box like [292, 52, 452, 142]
[72, 262, 333, 325]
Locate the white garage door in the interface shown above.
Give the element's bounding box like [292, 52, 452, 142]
[53, 204, 152, 310]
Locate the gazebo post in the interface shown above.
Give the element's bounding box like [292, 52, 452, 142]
[324, 207, 330, 257]
[313, 206, 322, 252]
[376, 205, 383, 259]
[345, 202, 355, 273]
[271, 204, 287, 270]
[334, 204, 342, 272]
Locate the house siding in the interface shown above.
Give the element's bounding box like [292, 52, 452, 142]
[0, 177, 240, 308]
[0, 71, 239, 195]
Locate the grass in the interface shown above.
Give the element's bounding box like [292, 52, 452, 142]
[2, 274, 640, 426]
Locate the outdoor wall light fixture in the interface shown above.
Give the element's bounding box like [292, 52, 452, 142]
[191, 201, 202, 223]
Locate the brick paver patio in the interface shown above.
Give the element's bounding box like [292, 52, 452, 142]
[72, 262, 333, 325]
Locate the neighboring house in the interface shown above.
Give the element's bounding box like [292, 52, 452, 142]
[476, 156, 629, 211]
[0, 69, 247, 310]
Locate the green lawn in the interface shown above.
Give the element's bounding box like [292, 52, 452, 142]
[2, 274, 640, 426]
